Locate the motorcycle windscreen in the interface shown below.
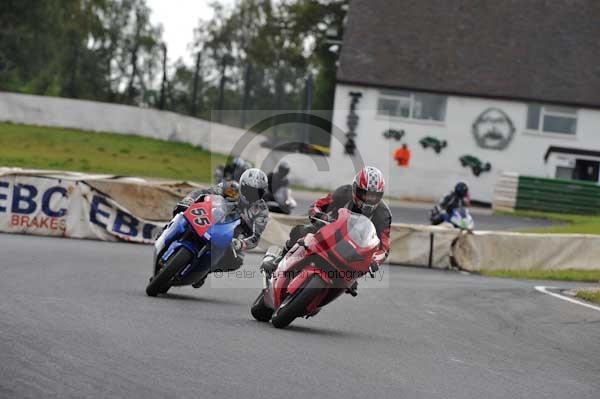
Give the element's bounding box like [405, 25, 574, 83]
[332, 212, 380, 265]
[450, 208, 474, 229]
[346, 213, 380, 249]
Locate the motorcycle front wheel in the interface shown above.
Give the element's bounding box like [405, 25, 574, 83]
[271, 275, 328, 329]
[146, 247, 193, 297]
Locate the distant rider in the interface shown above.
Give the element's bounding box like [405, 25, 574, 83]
[263, 166, 392, 277]
[174, 168, 269, 274]
[430, 182, 470, 225]
[223, 157, 251, 182]
[266, 160, 291, 197]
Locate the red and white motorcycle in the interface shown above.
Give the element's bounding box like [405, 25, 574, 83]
[251, 208, 381, 329]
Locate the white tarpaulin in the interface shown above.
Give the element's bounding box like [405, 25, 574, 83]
[388, 224, 459, 268]
[453, 231, 600, 271]
[0, 172, 166, 243]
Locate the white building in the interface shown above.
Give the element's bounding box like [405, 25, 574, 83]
[327, 0, 600, 203]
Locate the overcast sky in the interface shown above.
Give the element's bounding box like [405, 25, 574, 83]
[146, 0, 233, 65]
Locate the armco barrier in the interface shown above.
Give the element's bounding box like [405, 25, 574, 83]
[0, 168, 458, 267]
[453, 230, 600, 271]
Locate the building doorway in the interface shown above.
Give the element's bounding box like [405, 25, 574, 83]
[574, 159, 599, 182]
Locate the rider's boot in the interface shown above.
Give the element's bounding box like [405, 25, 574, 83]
[345, 281, 359, 297]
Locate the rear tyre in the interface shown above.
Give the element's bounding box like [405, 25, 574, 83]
[271, 275, 328, 329]
[146, 247, 193, 297]
[250, 292, 274, 322]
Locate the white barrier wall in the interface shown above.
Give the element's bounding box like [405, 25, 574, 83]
[0, 91, 262, 157]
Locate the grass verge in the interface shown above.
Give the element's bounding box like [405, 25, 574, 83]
[575, 289, 600, 304]
[496, 210, 600, 235]
[479, 269, 600, 282]
[0, 122, 227, 181]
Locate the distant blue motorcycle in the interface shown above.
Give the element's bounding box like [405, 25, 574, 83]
[430, 206, 475, 231]
[445, 207, 475, 231]
[146, 195, 240, 297]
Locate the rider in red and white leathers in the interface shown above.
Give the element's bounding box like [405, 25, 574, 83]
[278, 166, 392, 271]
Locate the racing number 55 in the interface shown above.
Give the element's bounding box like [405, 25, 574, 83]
[190, 207, 211, 227]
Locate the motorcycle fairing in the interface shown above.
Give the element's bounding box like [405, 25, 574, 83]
[266, 209, 380, 312]
[447, 207, 474, 230]
[308, 209, 378, 275]
[155, 197, 241, 285]
[153, 214, 189, 269]
[208, 219, 240, 250]
[184, 201, 214, 237]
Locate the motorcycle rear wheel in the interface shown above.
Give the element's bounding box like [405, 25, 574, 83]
[250, 292, 274, 322]
[271, 275, 327, 329]
[146, 247, 193, 297]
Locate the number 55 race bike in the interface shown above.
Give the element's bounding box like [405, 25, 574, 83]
[146, 195, 239, 297]
[251, 208, 381, 329]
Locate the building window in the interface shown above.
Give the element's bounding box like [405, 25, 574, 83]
[377, 90, 447, 122]
[527, 104, 577, 135]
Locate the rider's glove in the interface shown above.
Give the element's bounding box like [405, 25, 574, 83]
[173, 200, 191, 216]
[232, 238, 245, 252]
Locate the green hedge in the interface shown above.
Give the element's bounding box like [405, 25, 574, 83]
[516, 176, 600, 215]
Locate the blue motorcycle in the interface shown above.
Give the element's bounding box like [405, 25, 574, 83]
[146, 195, 240, 297]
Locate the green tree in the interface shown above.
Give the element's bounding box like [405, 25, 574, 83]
[0, 0, 164, 106]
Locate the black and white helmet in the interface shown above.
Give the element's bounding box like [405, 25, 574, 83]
[239, 168, 268, 203]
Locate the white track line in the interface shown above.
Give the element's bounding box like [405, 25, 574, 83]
[534, 286, 600, 313]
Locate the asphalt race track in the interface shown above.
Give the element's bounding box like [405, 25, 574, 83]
[1, 233, 599, 399]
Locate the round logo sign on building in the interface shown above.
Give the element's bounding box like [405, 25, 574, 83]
[471, 108, 515, 150]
